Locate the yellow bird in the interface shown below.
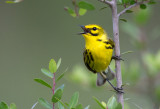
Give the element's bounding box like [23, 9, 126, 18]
[80, 24, 123, 92]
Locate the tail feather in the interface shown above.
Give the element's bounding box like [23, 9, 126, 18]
[96, 66, 115, 86]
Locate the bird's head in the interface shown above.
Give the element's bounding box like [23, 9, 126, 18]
[79, 24, 107, 40]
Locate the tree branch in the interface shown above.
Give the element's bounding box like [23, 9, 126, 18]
[118, 1, 149, 18]
[111, 0, 124, 108]
[98, 0, 113, 7]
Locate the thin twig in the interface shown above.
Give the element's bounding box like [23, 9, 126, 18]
[118, 1, 149, 18]
[52, 73, 56, 109]
[98, 0, 113, 7]
[72, 0, 79, 17]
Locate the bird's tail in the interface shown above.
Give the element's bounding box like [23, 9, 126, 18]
[97, 66, 115, 86]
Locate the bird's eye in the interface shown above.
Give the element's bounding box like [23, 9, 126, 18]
[93, 27, 97, 31]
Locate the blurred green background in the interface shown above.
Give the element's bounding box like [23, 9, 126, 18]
[0, 0, 160, 109]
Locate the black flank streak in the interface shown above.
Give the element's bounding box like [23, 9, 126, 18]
[105, 46, 113, 49]
[97, 39, 102, 41]
[89, 52, 94, 61]
[104, 41, 109, 44]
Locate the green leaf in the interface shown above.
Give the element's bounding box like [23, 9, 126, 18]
[69, 92, 79, 108]
[56, 73, 65, 83]
[31, 102, 38, 109]
[49, 59, 57, 73]
[93, 97, 105, 109]
[140, 4, 147, 9]
[84, 105, 90, 109]
[41, 68, 53, 78]
[64, 7, 76, 17]
[117, 0, 122, 4]
[107, 96, 118, 109]
[115, 103, 122, 109]
[126, 10, 133, 13]
[57, 58, 61, 70]
[56, 68, 68, 83]
[121, 51, 134, 55]
[34, 78, 52, 89]
[0, 102, 8, 109]
[76, 104, 83, 109]
[101, 101, 107, 108]
[6, 1, 15, 3]
[6, 0, 22, 3]
[10, 103, 17, 109]
[58, 101, 64, 109]
[130, 0, 136, 5]
[79, 8, 87, 16]
[120, 19, 127, 22]
[99, 7, 108, 11]
[122, 0, 130, 4]
[148, 1, 156, 5]
[78, 1, 95, 10]
[55, 84, 65, 92]
[38, 98, 52, 109]
[52, 89, 63, 103]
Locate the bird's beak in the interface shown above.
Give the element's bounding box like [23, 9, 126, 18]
[78, 25, 90, 35]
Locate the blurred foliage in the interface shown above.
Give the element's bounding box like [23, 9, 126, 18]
[64, 0, 95, 17]
[143, 51, 160, 76]
[0, 102, 17, 109]
[5, 0, 23, 3]
[68, 64, 97, 88]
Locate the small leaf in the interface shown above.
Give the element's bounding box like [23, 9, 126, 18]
[140, 4, 147, 9]
[0, 102, 8, 109]
[64, 7, 76, 17]
[99, 7, 108, 11]
[49, 59, 57, 73]
[6, 1, 15, 3]
[41, 68, 53, 78]
[93, 97, 105, 109]
[107, 96, 117, 109]
[121, 51, 134, 55]
[58, 101, 64, 109]
[148, 1, 156, 5]
[56, 68, 68, 83]
[122, 0, 130, 4]
[84, 105, 90, 109]
[10, 103, 17, 109]
[130, 0, 136, 5]
[52, 89, 63, 103]
[56, 73, 65, 83]
[78, 1, 95, 10]
[31, 102, 38, 109]
[57, 58, 61, 70]
[117, 0, 122, 4]
[6, 0, 23, 3]
[55, 84, 65, 92]
[101, 101, 107, 108]
[38, 98, 52, 109]
[69, 92, 79, 108]
[79, 8, 87, 16]
[124, 98, 131, 101]
[120, 19, 127, 22]
[115, 103, 122, 109]
[126, 10, 133, 13]
[76, 104, 83, 109]
[34, 78, 52, 89]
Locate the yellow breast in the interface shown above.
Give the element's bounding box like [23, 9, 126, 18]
[84, 39, 113, 73]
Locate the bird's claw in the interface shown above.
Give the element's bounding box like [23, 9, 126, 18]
[114, 86, 124, 93]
